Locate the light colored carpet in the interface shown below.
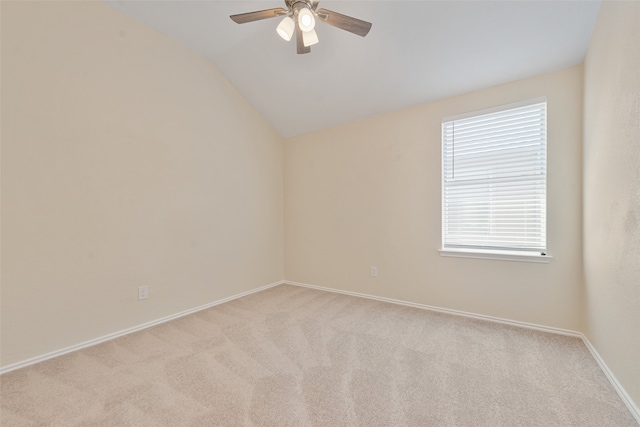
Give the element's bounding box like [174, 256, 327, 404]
[1, 284, 637, 426]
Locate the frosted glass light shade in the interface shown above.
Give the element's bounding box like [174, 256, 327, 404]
[298, 8, 315, 32]
[302, 28, 319, 47]
[276, 16, 295, 41]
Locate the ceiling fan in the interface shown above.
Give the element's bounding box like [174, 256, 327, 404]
[230, 0, 372, 54]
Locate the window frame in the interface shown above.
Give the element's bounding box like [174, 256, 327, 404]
[439, 97, 551, 263]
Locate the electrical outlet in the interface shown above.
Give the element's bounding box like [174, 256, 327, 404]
[370, 266, 378, 277]
[138, 286, 149, 300]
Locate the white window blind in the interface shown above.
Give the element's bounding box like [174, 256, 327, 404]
[442, 100, 547, 254]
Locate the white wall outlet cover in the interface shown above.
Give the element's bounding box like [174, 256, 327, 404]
[138, 286, 149, 300]
[371, 266, 378, 277]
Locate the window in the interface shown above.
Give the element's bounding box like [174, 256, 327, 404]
[441, 98, 549, 262]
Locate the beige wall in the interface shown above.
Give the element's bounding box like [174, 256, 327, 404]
[285, 66, 584, 331]
[1, 1, 284, 367]
[583, 0, 640, 408]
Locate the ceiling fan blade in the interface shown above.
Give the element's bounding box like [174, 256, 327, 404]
[296, 27, 311, 54]
[230, 8, 287, 24]
[316, 8, 372, 37]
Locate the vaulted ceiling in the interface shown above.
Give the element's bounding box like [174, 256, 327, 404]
[103, 1, 600, 138]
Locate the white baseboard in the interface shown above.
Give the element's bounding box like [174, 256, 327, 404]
[0, 280, 285, 375]
[285, 280, 640, 423]
[285, 280, 582, 337]
[581, 336, 640, 424]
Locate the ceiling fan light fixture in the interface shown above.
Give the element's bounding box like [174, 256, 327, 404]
[230, 1, 373, 55]
[276, 16, 295, 41]
[302, 28, 319, 47]
[297, 7, 315, 32]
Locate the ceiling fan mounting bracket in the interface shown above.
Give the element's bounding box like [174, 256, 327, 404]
[286, 0, 318, 10]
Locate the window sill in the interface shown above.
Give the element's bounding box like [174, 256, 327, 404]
[438, 248, 552, 263]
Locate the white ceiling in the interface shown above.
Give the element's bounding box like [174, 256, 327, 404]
[103, 0, 600, 138]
